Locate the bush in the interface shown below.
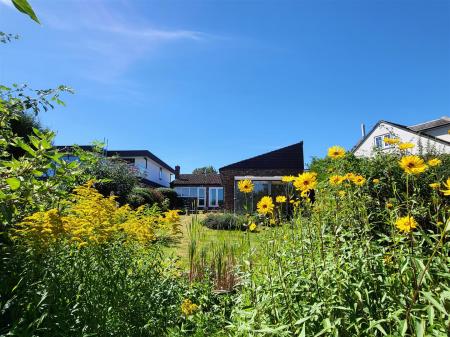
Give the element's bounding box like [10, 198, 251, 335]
[127, 187, 164, 208]
[202, 213, 247, 230]
[156, 188, 183, 209]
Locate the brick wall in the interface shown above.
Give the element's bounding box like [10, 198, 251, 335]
[219, 168, 302, 211]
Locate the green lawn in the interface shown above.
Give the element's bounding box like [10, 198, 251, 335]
[163, 214, 276, 269]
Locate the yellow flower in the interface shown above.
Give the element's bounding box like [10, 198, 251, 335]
[238, 179, 254, 193]
[329, 175, 344, 185]
[249, 222, 257, 232]
[383, 137, 400, 145]
[338, 190, 346, 197]
[398, 142, 415, 150]
[257, 196, 274, 215]
[383, 255, 393, 264]
[352, 175, 366, 186]
[344, 172, 356, 182]
[327, 145, 346, 159]
[399, 155, 427, 175]
[395, 216, 418, 233]
[275, 195, 287, 203]
[440, 178, 450, 196]
[427, 158, 441, 167]
[386, 202, 393, 209]
[293, 172, 317, 192]
[372, 178, 380, 184]
[181, 299, 198, 316]
[281, 175, 296, 183]
[429, 182, 440, 190]
[269, 218, 276, 225]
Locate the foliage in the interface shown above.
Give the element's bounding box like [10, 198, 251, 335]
[11, 0, 40, 24]
[127, 186, 164, 208]
[84, 157, 140, 205]
[202, 213, 247, 230]
[192, 166, 217, 174]
[156, 187, 184, 209]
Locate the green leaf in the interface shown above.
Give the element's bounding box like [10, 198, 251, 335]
[6, 177, 20, 190]
[11, 0, 40, 23]
[422, 291, 448, 316]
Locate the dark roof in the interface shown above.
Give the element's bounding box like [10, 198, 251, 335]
[172, 173, 222, 186]
[106, 150, 175, 173]
[141, 178, 166, 188]
[409, 116, 449, 132]
[219, 141, 304, 171]
[352, 120, 450, 153]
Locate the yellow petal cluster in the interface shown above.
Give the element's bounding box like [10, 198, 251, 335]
[281, 175, 296, 183]
[329, 175, 344, 185]
[257, 196, 274, 215]
[395, 216, 418, 233]
[441, 178, 450, 196]
[275, 195, 287, 203]
[181, 299, 198, 316]
[248, 222, 257, 232]
[383, 137, 400, 145]
[237, 179, 254, 193]
[293, 172, 317, 192]
[427, 158, 441, 167]
[399, 155, 427, 175]
[398, 142, 415, 150]
[327, 145, 346, 159]
[13, 181, 180, 248]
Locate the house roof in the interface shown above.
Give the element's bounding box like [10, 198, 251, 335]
[408, 116, 449, 132]
[172, 173, 222, 186]
[219, 141, 304, 171]
[352, 120, 450, 153]
[105, 150, 175, 173]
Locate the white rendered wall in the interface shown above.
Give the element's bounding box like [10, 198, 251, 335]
[354, 123, 450, 157]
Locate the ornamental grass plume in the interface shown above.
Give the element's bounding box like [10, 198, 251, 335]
[275, 195, 287, 203]
[238, 179, 254, 193]
[395, 216, 418, 233]
[293, 172, 317, 192]
[427, 158, 442, 167]
[399, 155, 427, 175]
[327, 145, 346, 159]
[257, 196, 274, 215]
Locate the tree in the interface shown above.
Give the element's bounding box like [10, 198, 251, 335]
[192, 166, 217, 174]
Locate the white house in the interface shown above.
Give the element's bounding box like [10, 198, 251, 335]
[106, 150, 175, 188]
[352, 116, 450, 157]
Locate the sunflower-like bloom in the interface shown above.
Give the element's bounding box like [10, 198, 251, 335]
[399, 155, 427, 175]
[429, 182, 440, 190]
[395, 216, 418, 233]
[293, 172, 318, 192]
[352, 175, 366, 186]
[181, 299, 198, 316]
[329, 175, 344, 185]
[372, 178, 380, 184]
[344, 172, 356, 182]
[248, 222, 257, 232]
[238, 179, 254, 193]
[327, 145, 346, 159]
[440, 178, 450, 196]
[427, 158, 442, 167]
[384, 137, 400, 145]
[281, 175, 296, 183]
[275, 195, 287, 203]
[257, 196, 274, 215]
[398, 142, 415, 150]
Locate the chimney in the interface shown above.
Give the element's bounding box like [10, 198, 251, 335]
[175, 165, 180, 179]
[361, 123, 366, 138]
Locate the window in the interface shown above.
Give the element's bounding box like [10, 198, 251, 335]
[174, 187, 206, 208]
[159, 167, 163, 180]
[374, 136, 383, 148]
[209, 187, 224, 207]
[374, 133, 395, 149]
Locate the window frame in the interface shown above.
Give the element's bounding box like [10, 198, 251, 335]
[209, 187, 224, 207]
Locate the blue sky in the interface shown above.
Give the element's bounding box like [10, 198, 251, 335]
[1, 0, 449, 172]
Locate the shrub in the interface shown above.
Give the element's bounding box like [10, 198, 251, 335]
[202, 213, 247, 230]
[127, 187, 164, 208]
[156, 187, 183, 209]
